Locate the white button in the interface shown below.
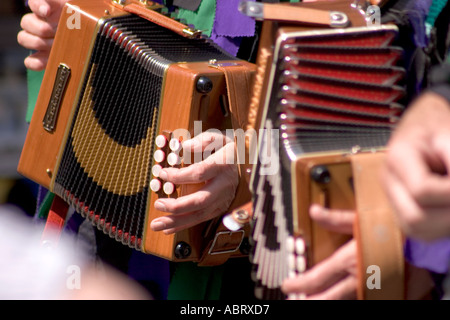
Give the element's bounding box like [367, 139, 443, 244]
[163, 182, 175, 195]
[295, 238, 306, 255]
[150, 179, 162, 192]
[287, 253, 296, 271]
[152, 164, 163, 177]
[296, 256, 306, 273]
[286, 236, 295, 253]
[155, 135, 167, 148]
[167, 153, 181, 166]
[154, 149, 165, 163]
[222, 213, 242, 232]
[169, 138, 181, 152]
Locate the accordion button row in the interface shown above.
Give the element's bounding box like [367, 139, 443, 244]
[150, 179, 175, 195]
[286, 236, 307, 300]
[155, 135, 182, 152]
[286, 236, 307, 274]
[151, 134, 182, 196]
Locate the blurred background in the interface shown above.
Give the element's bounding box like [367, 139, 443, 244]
[0, 1, 38, 217]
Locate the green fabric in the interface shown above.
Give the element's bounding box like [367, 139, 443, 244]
[26, 69, 45, 123]
[167, 262, 224, 300]
[175, 0, 216, 37]
[38, 192, 55, 220]
[426, 0, 448, 27]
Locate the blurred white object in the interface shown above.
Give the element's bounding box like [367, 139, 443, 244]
[0, 205, 151, 300]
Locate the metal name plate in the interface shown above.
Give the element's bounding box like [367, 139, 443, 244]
[43, 63, 71, 132]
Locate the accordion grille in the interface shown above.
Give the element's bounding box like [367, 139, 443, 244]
[53, 14, 234, 250]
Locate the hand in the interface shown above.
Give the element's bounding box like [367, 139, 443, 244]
[382, 91, 450, 241]
[150, 131, 239, 234]
[281, 204, 357, 300]
[17, 0, 68, 71]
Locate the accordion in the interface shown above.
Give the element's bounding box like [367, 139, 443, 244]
[241, 0, 408, 299]
[18, 0, 255, 264]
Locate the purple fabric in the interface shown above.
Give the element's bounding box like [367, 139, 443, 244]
[405, 238, 450, 274]
[406, 0, 433, 48]
[210, 34, 243, 56]
[211, 0, 256, 56]
[213, 0, 255, 37]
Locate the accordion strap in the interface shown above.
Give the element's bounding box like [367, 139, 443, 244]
[41, 195, 70, 248]
[212, 62, 255, 180]
[197, 63, 254, 266]
[351, 152, 405, 300]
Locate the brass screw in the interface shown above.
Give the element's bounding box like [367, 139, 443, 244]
[46, 168, 52, 177]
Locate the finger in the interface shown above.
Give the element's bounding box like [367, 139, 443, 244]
[160, 142, 237, 184]
[160, 162, 229, 185]
[17, 30, 54, 52]
[182, 131, 232, 153]
[305, 275, 357, 300]
[28, 0, 51, 18]
[28, 0, 66, 19]
[24, 51, 49, 71]
[420, 131, 450, 204]
[382, 167, 437, 240]
[309, 204, 355, 234]
[20, 13, 57, 38]
[154, 167, 237, 215]
[151, 207, 224, 234]
[386, 138, 450, 207]
[281, 239, 356, 295]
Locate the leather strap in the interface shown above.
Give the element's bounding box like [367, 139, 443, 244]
[213, 62, 254, 210]
[41, 195, 70, 248]
[213, 62, 256, 182]
[351, 152, 405, 300]
[262, 3, 333, 25]
[197, 63, 255, 266]
[240, 2, 336, 26]
[123, 3, 201, 38]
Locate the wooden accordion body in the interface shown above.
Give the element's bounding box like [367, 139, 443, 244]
[18, 0, 255, 263]
[246, 0, 408, 299]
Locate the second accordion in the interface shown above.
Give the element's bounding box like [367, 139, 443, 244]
[242, 0, 410, 299]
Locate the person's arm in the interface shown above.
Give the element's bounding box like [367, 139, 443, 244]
[382, 87, 450, 241]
